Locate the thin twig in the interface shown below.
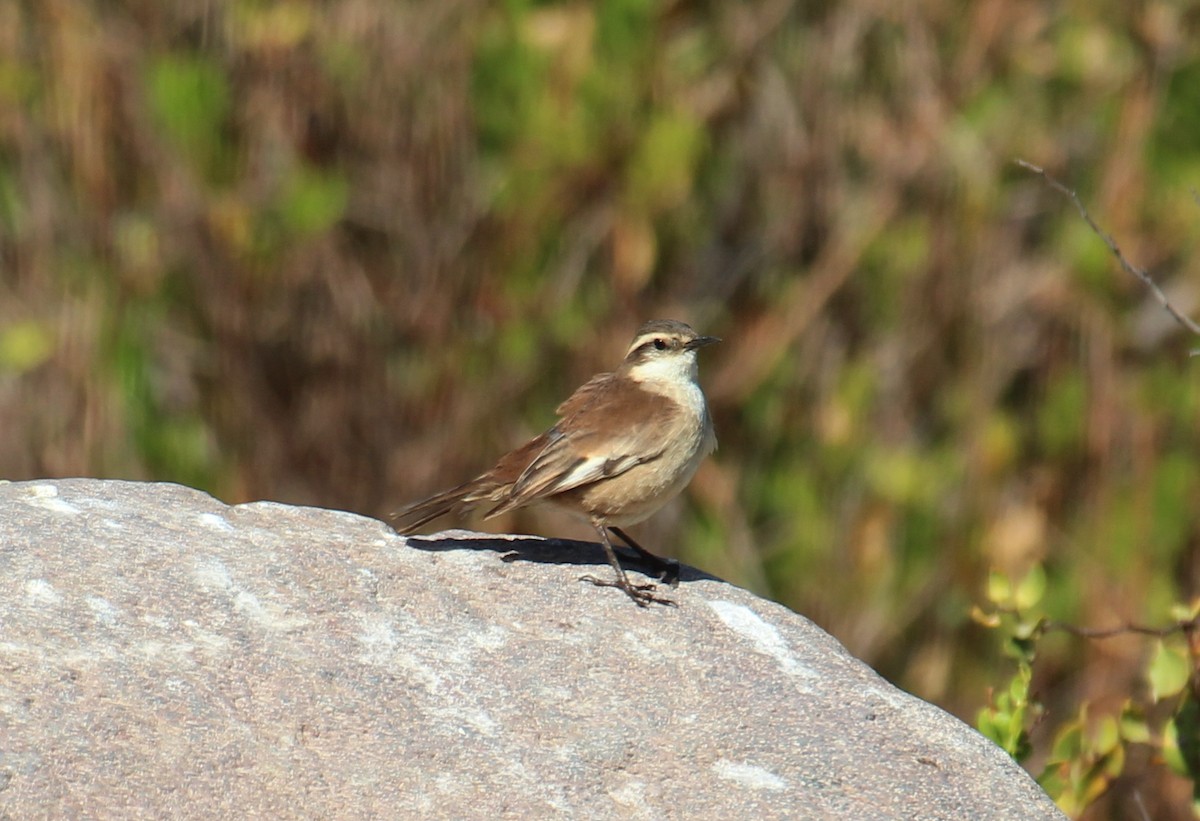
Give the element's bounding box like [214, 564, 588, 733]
[1040, 615, 1200, 641]
[1017, 159, 1200, 354]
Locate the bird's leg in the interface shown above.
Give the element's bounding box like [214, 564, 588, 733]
[579, 523, 675, 607]
[608, 526, 680, 587]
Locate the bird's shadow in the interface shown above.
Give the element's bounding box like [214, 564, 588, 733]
[400, 529, 722, 586]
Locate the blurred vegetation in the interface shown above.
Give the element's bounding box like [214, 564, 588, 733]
[2, 0, 1200, 816]
[977, 564, 1200, 816]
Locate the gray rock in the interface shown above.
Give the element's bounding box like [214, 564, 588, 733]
[0, 479, 1063, 819]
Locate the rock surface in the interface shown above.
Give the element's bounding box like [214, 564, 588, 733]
[0, 479, 1063, 819]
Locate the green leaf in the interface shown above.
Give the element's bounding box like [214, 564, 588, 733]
[976, 708, 1001, 742]
[986, 570, 1012, 605]
[1164, 718, 1187, 776]
[1014, 564, 1047, 611]
[1013, 618, 1042, 642]
[1170, 600, 1200, 622]
[1091, 715, 1120, 755]
[1049, 717, 1085, 763]
[1007, 663, 1032, 703]
[1037, 768, 1066, 803]
[1119, 713, 1151, 745]
[1148, 640, 1191, 701]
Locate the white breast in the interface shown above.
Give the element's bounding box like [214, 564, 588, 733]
[633, 351, 716, 459]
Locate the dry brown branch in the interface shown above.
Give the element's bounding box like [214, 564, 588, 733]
[1017, 159, 1200, 355]
[1040, 615, 1200, 641]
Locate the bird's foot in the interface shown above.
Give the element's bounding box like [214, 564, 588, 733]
[579, 575, 676, 608]
[606, 528, 680, 587]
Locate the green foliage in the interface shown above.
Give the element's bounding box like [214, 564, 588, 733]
[1035, 371, 1088, 458]
[1150, 59, 1200, 185]
[145, 55, 232, 182]
[1039, 707, 1127, 817]
[594, 0, 655, 63]
[624, 111, 706, 214]
[977, 567, 1200, 816]
[860, 217, 931, 328]
[1060, 217, 1121, 296]
[0, 159, 21, 234]
[1148, 639, 1191, 703]
[108, 301, 218, 491]
[472, 11, 549, 156]
[1151, 454, 1199, 559]
[277, 166, 349, 237]
[864, 446, 956, 508]
[976, 652, 1035, 761]
[975, 566, 1047, 760]
[1174, 693, 1200, 801]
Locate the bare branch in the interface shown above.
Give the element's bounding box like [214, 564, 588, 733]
[1040, 616, 1200, 640]
[1016, 159, 1200, 355]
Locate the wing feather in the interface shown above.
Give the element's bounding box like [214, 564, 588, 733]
[485, 373, 680, 517]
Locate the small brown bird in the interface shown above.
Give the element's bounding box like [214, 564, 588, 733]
[393, 319, 719, 606]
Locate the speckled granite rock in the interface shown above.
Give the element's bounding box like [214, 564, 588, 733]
[0, 479, 1063, 819]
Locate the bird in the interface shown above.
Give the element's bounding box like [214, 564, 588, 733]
[392, 319, 719, 607]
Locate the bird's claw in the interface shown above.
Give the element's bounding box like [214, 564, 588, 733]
[578, 574, 676, 607]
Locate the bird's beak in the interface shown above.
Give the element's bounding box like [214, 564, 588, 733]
[685, 335, 721, 350]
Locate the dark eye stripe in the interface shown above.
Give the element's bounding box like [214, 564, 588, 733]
[628, 335, 679, 360]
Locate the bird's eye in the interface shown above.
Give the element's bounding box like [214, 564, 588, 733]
[653, 338, 668, 351]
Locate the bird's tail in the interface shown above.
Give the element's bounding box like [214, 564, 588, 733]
[390, 479, 497, 533]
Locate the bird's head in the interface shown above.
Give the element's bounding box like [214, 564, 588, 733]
[621, 320, 720, 384]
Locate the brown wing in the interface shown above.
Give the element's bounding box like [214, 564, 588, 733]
[485, 374, 680, 517]
[478, 375, 615, 492]
[554, 372, 614, 418]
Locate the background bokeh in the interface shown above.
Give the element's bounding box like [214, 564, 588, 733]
[3, 1, 1200, 816]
